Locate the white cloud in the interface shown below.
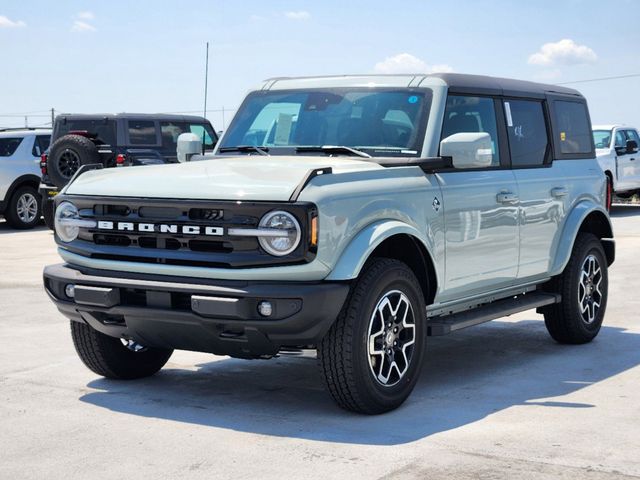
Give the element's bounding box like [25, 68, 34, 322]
[284, 11, 310, 20]
[528, 39, 597, 67]
[71, 20, 96, 32]
[373, 53, 453, 74]
[77, 11, 95, 20]
[0, 15, 26, 28]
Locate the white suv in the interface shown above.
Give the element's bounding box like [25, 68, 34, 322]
[0, 128, 51, 229]
[592, 125, 640, 208]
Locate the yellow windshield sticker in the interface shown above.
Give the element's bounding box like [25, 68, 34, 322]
[560, 132, 566, 141]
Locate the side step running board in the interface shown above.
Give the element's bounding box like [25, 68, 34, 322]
[427, 292, 560, 336]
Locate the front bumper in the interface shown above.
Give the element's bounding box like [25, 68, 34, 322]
[44, 263, 349, 358]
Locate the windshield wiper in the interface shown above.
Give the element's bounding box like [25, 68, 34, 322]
[296, 145, 372, 158]
[218, 145, 270, 156]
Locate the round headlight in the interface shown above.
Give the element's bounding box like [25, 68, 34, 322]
[258, 210, 301, 256]
[54, 202, 80, 242]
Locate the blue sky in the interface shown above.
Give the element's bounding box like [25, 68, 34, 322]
[1, 0, 639, 129]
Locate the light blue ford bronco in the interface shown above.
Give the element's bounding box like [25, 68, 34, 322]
[44, 73, 614, 414]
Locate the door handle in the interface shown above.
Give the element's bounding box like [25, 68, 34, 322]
[551, 187, 569, 198]
[496, 191, 519, 204]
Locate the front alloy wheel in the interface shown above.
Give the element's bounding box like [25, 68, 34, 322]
[367, 290, 416, 386]
[318, 258, 427, 414]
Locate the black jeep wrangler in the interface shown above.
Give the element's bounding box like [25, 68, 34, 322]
[40, 113, 218, 228]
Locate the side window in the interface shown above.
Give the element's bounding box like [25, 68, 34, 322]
[553, 101, 592, 154]
[189, 124, 216, 147]
[32, 135, 51, 157]
[0, 137, 23, 157]
[441, 95, 500, 167]
[624, 129, 640, 149]
[615, 130, 627, 148]
[128, 120, 158, 145]
[504, 100, 549, 167]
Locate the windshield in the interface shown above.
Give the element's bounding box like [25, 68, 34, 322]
[220, 88, 432, 157]
[593, 129, 612, 149]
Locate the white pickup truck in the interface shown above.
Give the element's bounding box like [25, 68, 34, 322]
[592, 125, 640, 208]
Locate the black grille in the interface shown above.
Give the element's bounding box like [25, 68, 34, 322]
[61, 195, 315, 268]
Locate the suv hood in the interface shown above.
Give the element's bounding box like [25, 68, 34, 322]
[64, 155, 382, 201]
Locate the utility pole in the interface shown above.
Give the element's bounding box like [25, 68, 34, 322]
[202, 42, 210, 154]
[51, 108, 55, 127]
[25, 116, 28, 128]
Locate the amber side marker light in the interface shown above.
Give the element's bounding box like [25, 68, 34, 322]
[311, 216, 318, 247]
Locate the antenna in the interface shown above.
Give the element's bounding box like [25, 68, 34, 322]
[202, 41, 209, 154]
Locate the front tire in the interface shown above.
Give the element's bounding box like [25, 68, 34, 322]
[318, 258, 427, 414]
[5, 186, 41, 229]
[543, 233, 608, 344]
[70, 321, 173, 379]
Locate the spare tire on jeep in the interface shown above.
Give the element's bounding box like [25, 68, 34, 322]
[47, 135, 100, 188]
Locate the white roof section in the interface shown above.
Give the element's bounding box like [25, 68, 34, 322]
[0, 128, 51, 137]
[592, 125, 625, 131]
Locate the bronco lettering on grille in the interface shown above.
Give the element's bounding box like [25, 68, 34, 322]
[96, 221, 224, 236]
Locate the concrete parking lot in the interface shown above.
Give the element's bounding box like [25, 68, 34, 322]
[1, 207, 639, 480]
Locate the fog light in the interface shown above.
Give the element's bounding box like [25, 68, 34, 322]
[65, 284, 75, 298]
[258, 301, 273, 317]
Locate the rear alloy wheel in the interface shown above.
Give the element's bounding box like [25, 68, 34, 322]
[318, 258, 427, 414]
[5, 186, 41, 229]
[543, 233, 608, 344]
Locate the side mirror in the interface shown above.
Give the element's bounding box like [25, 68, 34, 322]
[626, 139, 638, 154]
[440, 132, 493, 169]
[177, 133, 201, 163]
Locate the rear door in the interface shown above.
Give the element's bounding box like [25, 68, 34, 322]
[506, 98, 566, 279]
[437, 94, 520, 299]
[622, 129, 640, 187]
[614, 129, 636, 190]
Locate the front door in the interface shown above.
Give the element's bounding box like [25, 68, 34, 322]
[437, 95, 519, 300]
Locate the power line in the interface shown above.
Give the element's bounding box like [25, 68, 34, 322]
[558, 73, 640, 85]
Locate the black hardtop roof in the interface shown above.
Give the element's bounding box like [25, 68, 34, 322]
[429, 73, 583, 99]
[56, 113, 210, 123]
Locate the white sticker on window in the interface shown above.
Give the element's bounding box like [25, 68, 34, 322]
[274, 113, 293, 145]
[504, 102, 513, 127]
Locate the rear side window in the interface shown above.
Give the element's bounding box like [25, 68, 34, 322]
[441, 95, 500, 167]
[0, 137, 23, 157]
[32, 135, 51, 157]
[554, 101, 592, 154]
[56, 119, 116, 145]
[504, 100, 549, 167]
[128, 120, 158, 145]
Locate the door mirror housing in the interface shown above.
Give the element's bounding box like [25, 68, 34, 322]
[626, 139, 638, 154]
[440, 132, 493, 169]
[177, 133, 201, 163]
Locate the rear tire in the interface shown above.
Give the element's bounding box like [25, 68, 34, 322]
[47, 135, 100, 188]
[318, 258, 427, 414]
[5, 185, 41, 229]
[70, 321, 173, 379]
[543, 233, 608, 344]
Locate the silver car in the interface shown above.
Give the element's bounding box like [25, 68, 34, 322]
[0, 128, 50, 228]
